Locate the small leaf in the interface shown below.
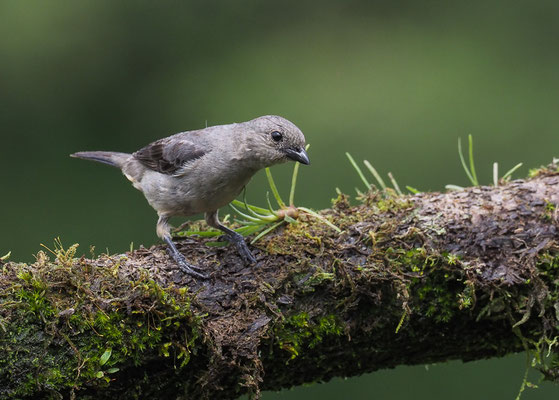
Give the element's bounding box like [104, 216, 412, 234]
[107, 367, 120, 374]
[284, 214, 298, 224]
[406, 186, 420, 194]
[251, 221, 285, 244]
[346, 152, 372, 190]
[265, 168, 286, 208]
[229, 203, 262, 223]
[502, 162, 523, 181]
[231, 199, 273, 216]
[458, 137, 475, 185]
[445, 184, 464, 191]
[99, 348, 112, 366]
[363, 160, 387, 190]
[468, 135, 479, 186]
[387, 172, 403, 196]
[298, 207, 341, 233]
[96, 371, 104, 378]
[236, 224, 265, 236]
[289, 144, 309, 205]
[395, 310, 407, 334]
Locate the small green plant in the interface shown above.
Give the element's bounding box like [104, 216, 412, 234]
[459, 134, 479, 186]
[446, 135, 523, 191]
[347, 136, 525, 195]
[345, 152, 411, 196]
[40, 237, 79, 267]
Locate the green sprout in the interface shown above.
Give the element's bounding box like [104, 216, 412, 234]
[499, 162, 524, 184]
[0, 251, 11, 261]
[347, 136, 525, 196]
[175, 144, 340, 245]
[346, 152, 374, 190]
[459, 134, 479, 186]
[40, 237, 79, 267]
[346, 152, 413, 196]
[446, 135, 523, 191]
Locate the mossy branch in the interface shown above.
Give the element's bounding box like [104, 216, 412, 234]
[1, 168, 559, 399]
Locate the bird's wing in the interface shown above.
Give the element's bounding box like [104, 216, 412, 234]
[133, 137, 207, 175]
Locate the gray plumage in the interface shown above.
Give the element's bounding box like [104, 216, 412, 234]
[71, 115, 309, 278]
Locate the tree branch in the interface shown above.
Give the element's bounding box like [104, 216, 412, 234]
[1, 168, 559, 399]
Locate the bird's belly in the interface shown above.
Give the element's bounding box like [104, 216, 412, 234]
[139, 170, 251, 217]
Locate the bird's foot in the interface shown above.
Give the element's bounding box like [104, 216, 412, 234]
[226, 232, 257, 265]
[173, 253, 209, 279]
[164, 237, 209, 279]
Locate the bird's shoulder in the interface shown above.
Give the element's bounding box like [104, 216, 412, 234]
[133, 130, 209, 175]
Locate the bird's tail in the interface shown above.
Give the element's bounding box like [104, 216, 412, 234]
[70, 151, 131, 168]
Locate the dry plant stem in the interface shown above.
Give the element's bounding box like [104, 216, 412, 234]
[1, 170, 559, 400]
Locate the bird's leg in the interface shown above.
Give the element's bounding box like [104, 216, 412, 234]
[162, 236, 209, 278]
[205, 210, 257, 264]
[157, 216, 208, 279]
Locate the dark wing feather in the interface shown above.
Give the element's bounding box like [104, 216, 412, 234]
[133, 138, 206, 175]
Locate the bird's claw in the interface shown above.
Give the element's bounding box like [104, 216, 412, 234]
[164, 236, 209, 279]
[176, 257, 209, 279]
[227, 233, 257, 265]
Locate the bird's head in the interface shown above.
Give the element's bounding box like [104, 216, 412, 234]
[243, 115, 310, 167]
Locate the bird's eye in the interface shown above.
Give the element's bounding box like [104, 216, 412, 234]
[271, 131, 283, 142]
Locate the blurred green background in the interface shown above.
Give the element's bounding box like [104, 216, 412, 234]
[1, 1, 558, 398]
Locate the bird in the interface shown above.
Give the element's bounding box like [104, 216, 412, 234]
[71, 115, 309, 278]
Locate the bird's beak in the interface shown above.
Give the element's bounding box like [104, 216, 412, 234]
[284, 147, 310, 165]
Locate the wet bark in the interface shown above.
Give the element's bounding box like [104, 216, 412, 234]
[1, 170, 559, 399]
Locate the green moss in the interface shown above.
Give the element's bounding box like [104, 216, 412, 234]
[457, 283, 475, 310]
[331, 192, 351, 210]
[0, 253, 202, 398]
[527, 164, 559, 179]
[274, 313, 344, 359]
[537, 252, 559, 277]
[528, 167, 549, 178]
[542, 201, 556, 221]
[536, 252, 559, 304]
[374, 197, 413, 213]
[381, 247, 440, 279]
[296, 269, 336, 294]
[414, 281, 456, 323]
[380, 246, 472, 324]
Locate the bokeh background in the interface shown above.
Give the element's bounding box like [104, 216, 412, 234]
[2, 1, 558, 398]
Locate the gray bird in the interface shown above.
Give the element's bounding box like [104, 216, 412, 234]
[71, 115, 309, 278]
